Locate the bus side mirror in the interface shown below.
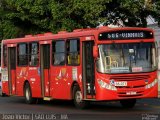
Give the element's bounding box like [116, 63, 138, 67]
[93, 46, 98, 58]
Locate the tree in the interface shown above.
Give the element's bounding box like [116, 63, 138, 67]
[0, 0, 159, 39]
[103, 0, 160, 27]
[0, 0, 111, 39]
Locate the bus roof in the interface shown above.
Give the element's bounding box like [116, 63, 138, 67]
[2, 26, 153, 44]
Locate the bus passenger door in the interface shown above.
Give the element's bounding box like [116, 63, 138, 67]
[8, 46, 16, 95]
[82, 41, 95, 99]
[40, 43, 51, 97]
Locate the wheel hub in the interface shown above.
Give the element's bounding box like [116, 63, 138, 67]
[76, 91, 82, 103]
[26, 88, 30, 100]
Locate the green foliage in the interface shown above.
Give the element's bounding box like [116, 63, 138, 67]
[48, 0, 110, 32]
[103, 0, 158, 27]
[0, 0, 159, 40]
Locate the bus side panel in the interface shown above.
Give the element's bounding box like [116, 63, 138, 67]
[16, 67, 42, 97]
[2, 81, 9, 95]
[50, 67, 71, 99]
[16, 67, 28, 96]
[50, 65, 81, 99]
[66, 66, 82, 99]
[28, 67, 42, 98]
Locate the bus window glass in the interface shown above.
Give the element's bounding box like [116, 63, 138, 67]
[52, 41, 65, 65]
[18, 43, 28, 66]
[3, 45, 7, 67]
[97, 43, 157, 73]
[67, 39, 80, 65]
[70, 40, 78, 52]
[29, 42, 39, 66]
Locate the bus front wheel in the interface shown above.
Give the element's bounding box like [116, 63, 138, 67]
[24, 82, 36, 104]
[73, 85, 88, 109]
[120, 99, 136, 108]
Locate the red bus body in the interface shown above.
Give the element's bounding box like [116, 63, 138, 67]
[1, 26, 158, 108]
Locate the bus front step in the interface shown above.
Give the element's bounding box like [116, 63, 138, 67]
[43, 97, 52, 101]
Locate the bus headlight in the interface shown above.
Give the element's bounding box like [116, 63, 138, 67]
[145, 79, 158, 89]
[98, 80, 117, 91]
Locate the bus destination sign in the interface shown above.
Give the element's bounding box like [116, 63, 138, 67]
[99, 30, 153, 40]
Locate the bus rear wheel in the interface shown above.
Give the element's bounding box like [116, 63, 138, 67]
[120, 99, 136, 108]
[1, 93, 8, 97]
[24, 82, 36, 104]
[73, 85, 88, 109]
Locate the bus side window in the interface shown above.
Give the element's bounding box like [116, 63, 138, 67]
[17, 43, 28, 66]
[52, 40, 65, 65]
[29, 42, 39, 66]
[67, 39, 80, 65]
[3, 45, 7, 67]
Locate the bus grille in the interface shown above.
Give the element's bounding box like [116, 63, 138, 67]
[110, 75, 150, 98]
[110, 75, 150, 81]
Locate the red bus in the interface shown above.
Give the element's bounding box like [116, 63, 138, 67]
[1, 26, 158, 109]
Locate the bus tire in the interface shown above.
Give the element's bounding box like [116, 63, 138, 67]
[120, 99, 136, 108]
[24, 82, 36, 104]
[73, 85, 88, 109]
[1, 93, 7, 97]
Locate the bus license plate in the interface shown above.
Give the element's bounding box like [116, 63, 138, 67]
[126, 91, 137, 95]
[114, 81, 127, 86]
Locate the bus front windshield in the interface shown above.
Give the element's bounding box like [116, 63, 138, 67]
[97, 43, 157, 73]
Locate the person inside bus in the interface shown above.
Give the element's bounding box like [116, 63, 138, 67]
[30, 44, 39, 66]
[54, 53, 65, 65]
[68, 52, 79, 65]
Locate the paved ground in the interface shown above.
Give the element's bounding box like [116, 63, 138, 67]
[0, 95, 160, 120]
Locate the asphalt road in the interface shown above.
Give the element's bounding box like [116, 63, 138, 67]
[0, 95, 160, 120]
